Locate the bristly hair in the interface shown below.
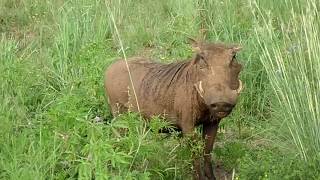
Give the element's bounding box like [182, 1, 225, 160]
[139, 60, 193, 103]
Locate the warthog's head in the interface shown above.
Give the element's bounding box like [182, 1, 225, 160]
[191, 41, 243, 119]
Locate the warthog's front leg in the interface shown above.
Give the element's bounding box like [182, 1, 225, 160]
[181, 126, 204, 180]
[202, 121, 220, 180]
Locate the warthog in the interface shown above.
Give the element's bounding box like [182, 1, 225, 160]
[104, 40, 243, 180]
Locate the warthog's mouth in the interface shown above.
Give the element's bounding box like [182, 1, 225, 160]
[214, 111, 231, 119]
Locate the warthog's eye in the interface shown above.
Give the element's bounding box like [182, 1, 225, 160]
[229, 55, 237, 66]
[199, 59, 208, 70]
[194, 52, 208, 70]
[196, 54, 208, 70]
[232, 54, 237, 61]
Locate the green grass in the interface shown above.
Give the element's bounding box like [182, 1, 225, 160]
[253, 0, 320, 166]
[1, 0, 320, 179]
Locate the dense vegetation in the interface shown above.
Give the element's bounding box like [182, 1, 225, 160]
[1, 0, 319, 179]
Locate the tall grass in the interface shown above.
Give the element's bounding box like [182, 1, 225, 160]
[1, 0, 320, 179]
[253, 0, 320, 164]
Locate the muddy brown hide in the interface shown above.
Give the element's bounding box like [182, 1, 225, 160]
[104, 41, 243, 180]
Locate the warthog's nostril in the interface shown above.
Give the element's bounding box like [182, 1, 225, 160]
[210, 102, 234, 112]
[210, 104, 218, 110]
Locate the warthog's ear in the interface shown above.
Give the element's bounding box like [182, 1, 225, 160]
[188, 37, 201, 53]
[188, 38, 205, 65]
[230, 62, 243, 90]
[229, 45, 243, 90]
[230, 45, 242, 55]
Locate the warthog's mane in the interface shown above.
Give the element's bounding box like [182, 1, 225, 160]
[136, 59, 197, 104]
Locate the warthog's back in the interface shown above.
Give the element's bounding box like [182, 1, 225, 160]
[104, 57, 167, 117]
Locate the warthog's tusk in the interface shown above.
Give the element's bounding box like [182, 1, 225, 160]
[236, 80, 243, 94]
[199, 81, 204, 95]
[194, 81, 204, 98]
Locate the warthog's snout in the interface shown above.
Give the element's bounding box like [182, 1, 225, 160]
[210, 102, 235, 118]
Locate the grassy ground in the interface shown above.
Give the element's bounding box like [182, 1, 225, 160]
[1, 0, 320, 179]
